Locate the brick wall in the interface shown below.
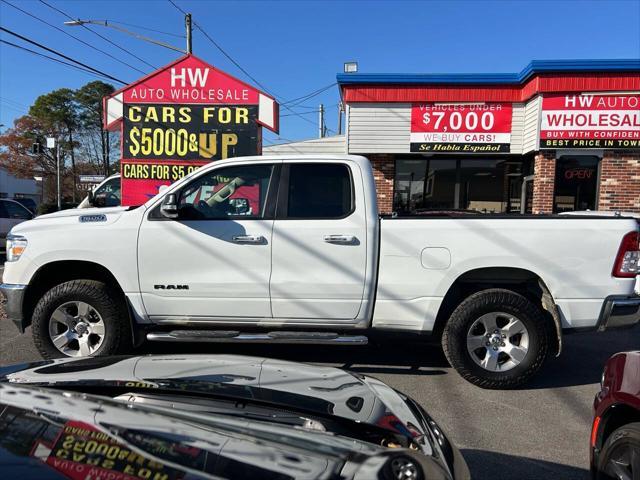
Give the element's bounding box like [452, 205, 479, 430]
[598, 152, 640, 213]
[369, 154, 395, 214]
[531, 151, 556, 214]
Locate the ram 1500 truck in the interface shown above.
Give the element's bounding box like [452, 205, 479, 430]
[2, 155, 639, 388]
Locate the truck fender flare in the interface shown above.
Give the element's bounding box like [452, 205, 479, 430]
[539, 279, 562, 357]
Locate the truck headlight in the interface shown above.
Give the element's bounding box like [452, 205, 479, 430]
[6, 234, 27, 262]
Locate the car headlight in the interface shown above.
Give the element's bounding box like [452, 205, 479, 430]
[6, 234, 27, 262]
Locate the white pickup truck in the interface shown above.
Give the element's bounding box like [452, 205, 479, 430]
[2, 155, 639, 388]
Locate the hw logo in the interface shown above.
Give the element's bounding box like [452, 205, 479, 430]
[170, 68, 209, 87]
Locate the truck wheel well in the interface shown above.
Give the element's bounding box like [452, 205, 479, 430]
[599, 404, 640, 449]
[432, 267, 561, 355]
[23, 261, 126, 329]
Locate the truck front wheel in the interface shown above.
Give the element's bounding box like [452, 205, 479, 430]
[32, 280, 131, 359]
[442, 288, 550, 389]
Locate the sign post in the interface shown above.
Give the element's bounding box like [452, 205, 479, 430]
[46, 137, 61, 210]
[103, 54, 279, 205]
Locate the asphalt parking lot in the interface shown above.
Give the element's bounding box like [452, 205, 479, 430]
[2, 289, 638, 480]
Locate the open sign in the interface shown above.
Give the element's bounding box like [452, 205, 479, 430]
[564, 168, 595, 180]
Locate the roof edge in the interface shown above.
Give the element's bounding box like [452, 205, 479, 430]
[336, 59, 640, 85]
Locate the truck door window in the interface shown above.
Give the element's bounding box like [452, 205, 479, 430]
[284, 164, 353, 219]
[177, 164, 274, 220]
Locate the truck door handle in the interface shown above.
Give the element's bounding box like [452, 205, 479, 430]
[232, 235, 265, 244]
[323, 235, 356, 244]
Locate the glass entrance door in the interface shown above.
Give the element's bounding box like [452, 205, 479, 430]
[553, 156, 599, 212]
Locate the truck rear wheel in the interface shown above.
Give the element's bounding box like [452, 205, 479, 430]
[441, 288, 550, 389]
[32, 280, 131, 359]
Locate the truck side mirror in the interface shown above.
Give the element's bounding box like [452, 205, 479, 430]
[160, 193, 179, 219]
[87, 190, 94, 206]
[93, 193, 107, 208]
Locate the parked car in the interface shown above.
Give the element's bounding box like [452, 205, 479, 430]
[77, 173, 121, 208]
[11, 197, 37, 214]
[1, 155, 639, 389]
[0, 354, 470, 480]
[591, 351, 640, 480]
[0, 198, 33, 252]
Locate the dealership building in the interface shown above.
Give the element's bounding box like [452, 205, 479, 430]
[265, 59, 640, 214]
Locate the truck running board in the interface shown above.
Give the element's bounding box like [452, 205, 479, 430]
[146, 330, 369, 345]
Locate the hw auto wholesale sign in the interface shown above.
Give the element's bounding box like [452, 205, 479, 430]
[410, 103, 513, 153]
[104, 55, 278, 205]
[540, 94, 640, 149]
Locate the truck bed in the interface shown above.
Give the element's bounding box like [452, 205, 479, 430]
[373, 216, 639, 331]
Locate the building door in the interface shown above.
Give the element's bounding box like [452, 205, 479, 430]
[553, 156, 600, 212]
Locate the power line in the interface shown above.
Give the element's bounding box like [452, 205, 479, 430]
[282, 83, 337, 106]
[166, 0, 277, 98]
[0, 96, 30, 110]
[38, 0, 157, 70]
[0, 27, 126, 84]
[107, 19, 185, 39]
[166, 0, 321, 130]
[280, 110, 318, 117]
[167, 0, 336, 133]
[1, 0, 147, 75]
[0, 100, 28, 115]
[0, 39, 125, 84]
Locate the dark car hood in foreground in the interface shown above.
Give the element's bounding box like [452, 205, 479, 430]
[0, 354, 470, 480]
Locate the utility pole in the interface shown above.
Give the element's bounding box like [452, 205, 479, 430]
[318, 104, 325, 138]
[337, 102, 343, 135]
[185, 14, 192, 54]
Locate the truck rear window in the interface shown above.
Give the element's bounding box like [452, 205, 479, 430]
[286, 164, 352, 219]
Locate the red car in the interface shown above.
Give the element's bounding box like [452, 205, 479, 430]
[592, 351, 640, 480]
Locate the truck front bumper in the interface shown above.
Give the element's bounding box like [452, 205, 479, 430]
[0, 284, 27, 333]
[597, 295, 640, 331]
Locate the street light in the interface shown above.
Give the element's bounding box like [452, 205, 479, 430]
[64, 16, 192, 54]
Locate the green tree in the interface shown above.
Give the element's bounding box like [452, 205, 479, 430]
[29, 88, 79, 201]
[75, 81, 117, 174]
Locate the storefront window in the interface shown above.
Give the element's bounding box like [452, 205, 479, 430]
[394, 157, 531, 215]
[553, 156, 599, 213]
[394, 159, 456, 214]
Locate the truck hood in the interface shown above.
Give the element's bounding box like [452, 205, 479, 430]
[9, 206, 140, 235]
[35, 205, 132, 220]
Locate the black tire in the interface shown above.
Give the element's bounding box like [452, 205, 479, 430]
[32, 280, 131, 359]
[441, 288, 551, 389]
[596, 422, 640, 480]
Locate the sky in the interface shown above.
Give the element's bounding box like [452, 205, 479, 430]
[1, 0, 639, 146]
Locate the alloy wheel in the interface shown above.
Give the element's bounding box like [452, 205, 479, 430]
[48, 301, 105, 357]
[466, 312, 530, 372]
[605, 442, 640, 480]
